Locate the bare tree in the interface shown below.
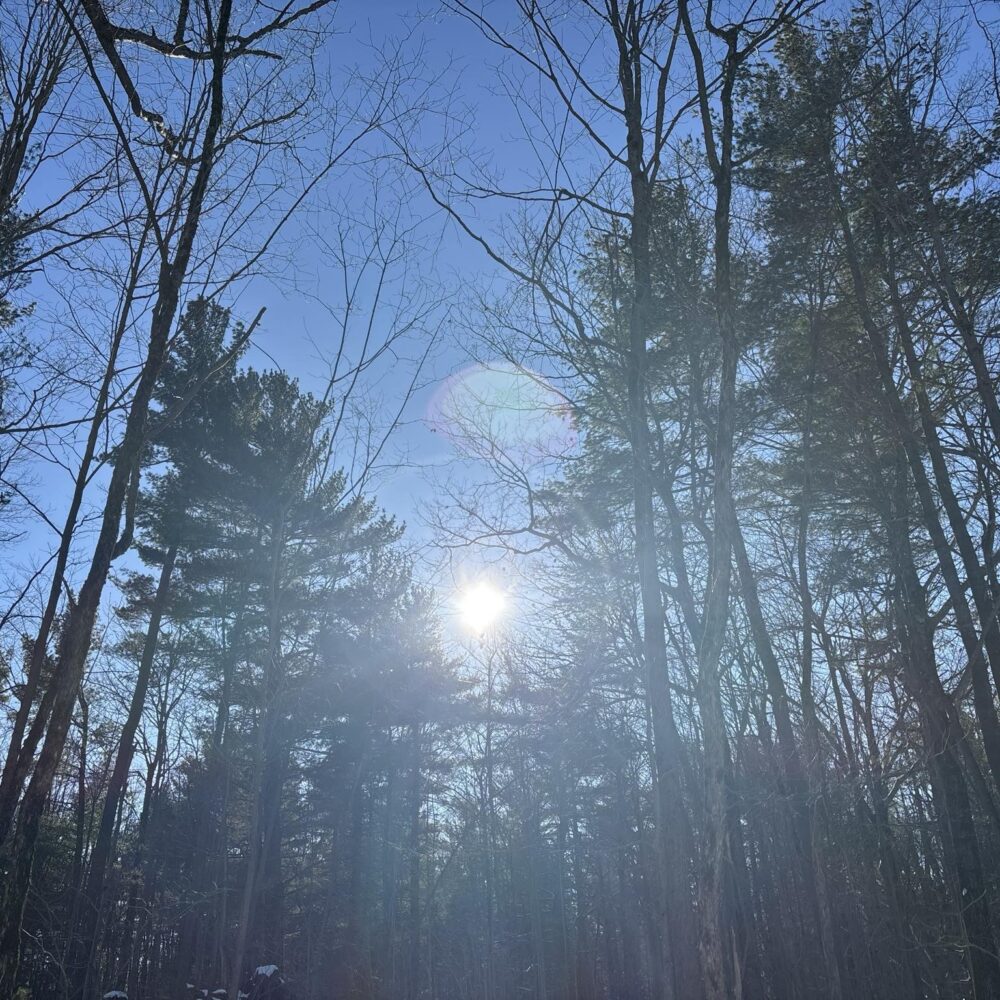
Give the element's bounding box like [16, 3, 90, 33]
[0, 0, 343, 988]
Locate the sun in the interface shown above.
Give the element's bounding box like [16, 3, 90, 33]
[457, 580, 506, 634]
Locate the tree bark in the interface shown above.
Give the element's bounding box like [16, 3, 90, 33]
[72, 543, 177, 1000]
[884, 454, 1000, 998]
[613, 10, 700, 993]
[883, 235, 1000, 789]
[680, 9, 743, 994]
[0, 0, 232, 985]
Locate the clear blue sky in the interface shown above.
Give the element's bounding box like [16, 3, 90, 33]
[228, 1, 528, 532]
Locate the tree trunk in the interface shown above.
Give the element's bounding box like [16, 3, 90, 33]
[0, 248, 147, 842]
[615, 19, 700, 994]
[884, 236, 1000, 789]
[795, 322, 844, 1000]
[407, 725, 422, 1000]
[885, 453, 1000, 998]
[830, 154, 1000, 819]
[680, 13, 743, 995]
[73, 543, 177, 1000]
[0, 0, 232, 985]
[229, 508, 285, 998]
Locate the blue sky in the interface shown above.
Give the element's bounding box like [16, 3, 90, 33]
[4, 0, 547, 637]
[223, 1, 526, 530]
[11, 0, 994, 627]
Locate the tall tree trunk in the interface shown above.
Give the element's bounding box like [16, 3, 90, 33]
[61, 689, 90, 985]
[795, 322, 844, 1000]
[229, 508, 285, 998]
[884, 235, 1000, 788]
[73, 543, 177, 1000]
[830, 154, 1000, 821]
[732, 518, 844, 997]
[0, 244, 148, 842]
[125, 709, 167, 1000]
[680, 10, 743, 994]
[614, 13, 700, 994]
[407, 725, 422, 1000]
[884, 454, 1000, 998]
[0, 0, 232, 985]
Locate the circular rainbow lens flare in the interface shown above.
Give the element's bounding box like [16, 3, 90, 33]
[428, 361, 576, 460]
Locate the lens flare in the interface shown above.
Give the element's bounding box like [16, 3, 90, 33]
[427, 361, 576, 459]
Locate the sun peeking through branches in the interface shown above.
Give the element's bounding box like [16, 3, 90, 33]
[456, 579, 506, 635]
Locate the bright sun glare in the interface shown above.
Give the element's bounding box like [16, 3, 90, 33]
[458, 581, 506, 633]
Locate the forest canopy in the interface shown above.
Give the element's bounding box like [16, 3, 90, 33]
[3, 1, 1000, 999]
